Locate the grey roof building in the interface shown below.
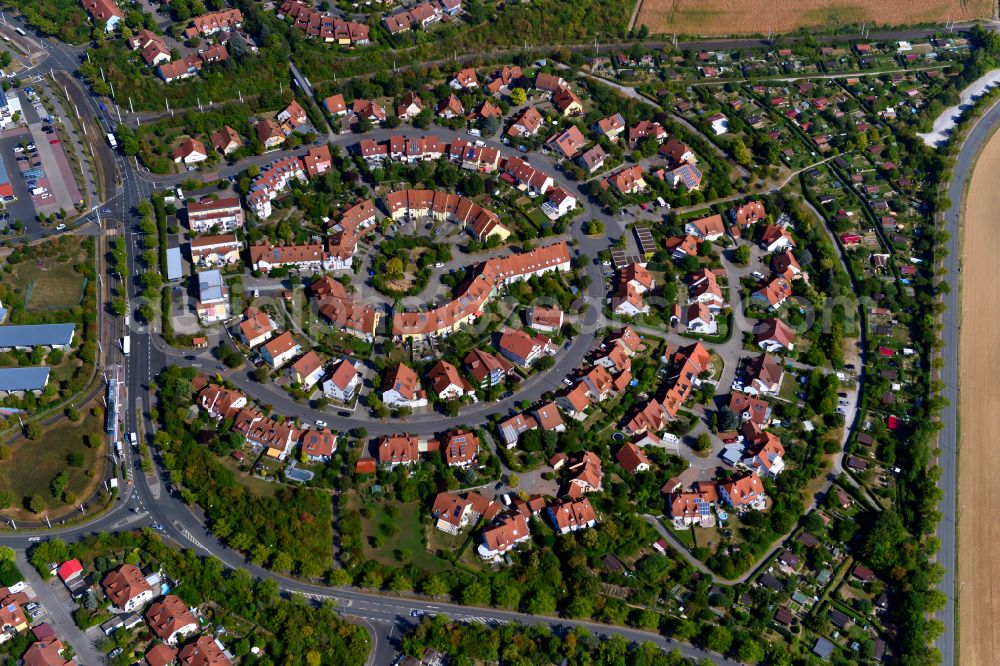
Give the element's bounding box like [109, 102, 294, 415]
[813, 637, 835, 661]
[166, 246, 183, 282]
[198, 270, 225, 302]
[0, 367, 50, 393]
[0, 323, 75, 349]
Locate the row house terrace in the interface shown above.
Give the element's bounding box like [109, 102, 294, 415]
[392, 241, 571, 340]
[246, 146, 332, 218]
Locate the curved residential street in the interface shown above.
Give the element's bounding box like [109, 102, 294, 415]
[0, 9, 984, 665]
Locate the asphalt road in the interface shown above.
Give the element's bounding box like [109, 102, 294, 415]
[933, 87, 1000, 666]
[0, 9, 984, 664]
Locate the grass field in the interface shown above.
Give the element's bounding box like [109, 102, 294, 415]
[361, 499, 457, 573]
[634, 0, 993, 36]
[0, 401, 106, 520]
[8, 236, 87, 310]
[958, 124, 1000, 666]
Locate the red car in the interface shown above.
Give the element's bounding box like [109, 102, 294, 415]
[50, 139, 59, 144]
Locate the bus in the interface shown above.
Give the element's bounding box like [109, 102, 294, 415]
[106, 132, 117, 149]
[122, 335, 130, 356]
[14, 28, 26, 37]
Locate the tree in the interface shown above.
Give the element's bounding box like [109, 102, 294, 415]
[51, 471, 69, 498]
[67, 451, 84, 467]
[246, 164, 261, 178]
[704, 625, 732, 654]
[732, 139, 752, 167]
[25, 422, 41, 440]
[716, 407, 739, 432]
[0, 444, 10, 461]
[694, 433, 712, 452]
[732, 244, 751, 265]
[386, 256, 405, 280]
[510, 88, 527, 106]
[29, 494, 45, 513]
[0, 546, 13, 563]
[0, 490, 12, 509]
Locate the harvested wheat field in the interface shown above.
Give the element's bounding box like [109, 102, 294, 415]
[634, 0, 993, 36]
[958, 123, 1000, 666]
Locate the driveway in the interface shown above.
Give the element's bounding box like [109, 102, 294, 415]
[15, 551, 105, 666]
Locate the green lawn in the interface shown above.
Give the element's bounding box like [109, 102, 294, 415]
[8, 236, 88, 310]
[362, 499, 457, 573]
[0, 402, 107, 519]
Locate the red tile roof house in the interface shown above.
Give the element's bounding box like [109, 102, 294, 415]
[525, 306, 563, 335]
[742, 428, 785, 478]
[533, 402, 565, 432]
[621, 262, 654, 294]
[82, 0, 124, 32]
[322, 359, 361, 402]
[197, 384, 247, 420]
[497, 328, 550, 367]
[22, 639, 74, 666]
[730, 391, 771, 426]
[576, 144, 607, 174]
[464, 349, 513, 387]
[450, 68, 479, 90]
[277, 99, 308, 131]
[668, 487, 716, 527]
[477, 513, 531, 560]
[580, 364, 614, 402]
[603, 165, 647, 195]
[565, 451, 604, 495]
[290, 350, 324, 389]
[546, 497, 598, 534]
[743, 352, 784, 396]
[719, 471, 766, 510]
[754, 317, 796, 352]
[684, 214, 726, 241]
[686, 268, 725, 310]
[496, 412, 538, 448]
[431, 491, 501, 534]
[507, 107, 545, 137]
[442, 430, 479, 467]
[260, 331, 301, 369]
[57, 560, 83, 584]
[145, 643, 178, 666]
[751, 276, 793, 311]
[666, 234, 700, 260]
[547, 125, 587, 159]
[209, 126, 242, 155]
[593, 113, 625, 141]
[731, 201, 766, 229]
[557, 382, 591, 418]
[178, 635, 232, 666]
[759, 224, 796, 253]
[323, 93, 347, 116]
[378, 433, 420, 467]
[300, 428, 337, 462]
[628, 120, 667, 145]
[237, 307, 276, 348]
[246, 417, 302, 460]
[616, 441, 652, 473]
[426, 359, 472, 400]
[145, 595, 198, 645]
[396, 92, 424, 120]
[173, 137, 208, 165]
[436, 93, 464, 119]
[381, 363, 428, 408]
[102, 564, 154, 613]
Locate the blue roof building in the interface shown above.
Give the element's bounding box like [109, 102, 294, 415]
[166, 247, 183, 282]
[0, 367, 49, 394]
[0, 323, 75, 349]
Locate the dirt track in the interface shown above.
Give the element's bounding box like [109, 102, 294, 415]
[635, 0, 992, 36]
[958, 118, 1000, 666]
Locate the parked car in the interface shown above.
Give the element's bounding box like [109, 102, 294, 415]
[315, 420, 328, 428]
